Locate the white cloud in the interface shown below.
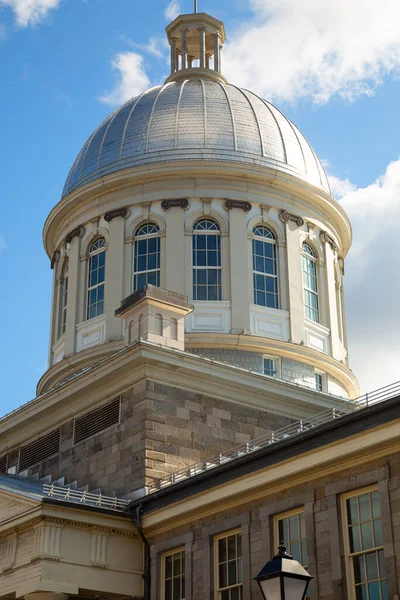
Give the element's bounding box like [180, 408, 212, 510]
[223, 0, 400, 103]
[124, 35, 168, 60]
[99, 52, 151, 106]
[164, 0, 181, 22]
[0, 0, 61, 27]
[328, 160, 400, 393]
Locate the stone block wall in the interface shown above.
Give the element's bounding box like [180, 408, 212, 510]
[148, 455, 400, 600]
[190, 349, 349, 398]
[11, 379, 293, 498]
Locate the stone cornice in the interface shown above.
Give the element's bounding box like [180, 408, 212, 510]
[43, 161, 352, 259]
[1, 340, 358, 452]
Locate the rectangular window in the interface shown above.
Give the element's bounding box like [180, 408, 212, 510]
[342, 487, 388, 600]
[274, 509, 309, 599]
[162, 548, 185, 600]
[315, 372, 324, 392]
[263, 357, 279, 378]
[274, 509, 308, 569]
[215, 530, 243, 599]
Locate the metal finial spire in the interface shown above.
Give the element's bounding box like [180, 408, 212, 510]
[194, 0, 198, 13]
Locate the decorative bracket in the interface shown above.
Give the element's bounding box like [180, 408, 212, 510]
[320, 231, 338, 251]
[104, 207, 130, 222]
[224, 200, 252, 212]
[279, 210, 304, 227]
[161, 199, 189, 210]
[51, 251, 61, 270]
[66, 225, 85, 245]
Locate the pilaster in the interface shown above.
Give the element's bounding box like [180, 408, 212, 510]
[323, 241, 341, 359]
[285, 221, 305, 343]
[229, 209, 250, 332]
[105, 215, 126, 341]
[165, 207, 186, 295]
[63, 235, 80, 356]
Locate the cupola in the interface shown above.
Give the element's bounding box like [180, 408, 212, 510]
[165, 12, 227, 84]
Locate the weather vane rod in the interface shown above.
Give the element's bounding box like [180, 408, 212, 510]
[194, 0, 198, 13]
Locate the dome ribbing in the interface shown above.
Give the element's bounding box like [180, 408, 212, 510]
[63, 79, 330, 198]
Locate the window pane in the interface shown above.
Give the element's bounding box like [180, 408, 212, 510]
[355, 584, 368, 600]
[166, 555, 173, 578]
[373, 520, 383, 547]
[359, 493, 371, 522]
[219, 563, 227, 588]
[219, 538, 227, 562]
[365, 552, 379, 581]
[165, 580, 172, 600]
[228, 560, 237, 586]
[353, 555, 366, 584]
[361, 522, 373, 550]
[350, 525, 361, 553]
[371, 491, 381, 518]
[368, 581, 380, 600]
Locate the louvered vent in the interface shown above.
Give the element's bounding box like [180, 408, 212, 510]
[0, 454, 7, 473]
[19, 429, 61, 472]
[74, 397, 121, 445]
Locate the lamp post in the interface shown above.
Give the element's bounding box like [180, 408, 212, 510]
[255, 543, 313, 600]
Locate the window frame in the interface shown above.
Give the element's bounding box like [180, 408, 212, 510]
[251, 225, 279, 309]
[192, 218, 222, 302]
[273, 507, 308, 568]
[213, 528, 243, 600]
[161, 546, 186, 600]
[302, 242, 320, 323]
[341, 485, 388, 600]
[263, 356, 280, 379]
[132, 222, 161, 292]
[86, 237, 106, 321]
[315, 371, 325, 392]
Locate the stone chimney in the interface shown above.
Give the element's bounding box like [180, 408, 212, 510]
[115, 285, 194, 351]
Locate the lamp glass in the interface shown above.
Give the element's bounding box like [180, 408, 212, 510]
[283, 576, 309, 600]
[259, 577, 281, 600]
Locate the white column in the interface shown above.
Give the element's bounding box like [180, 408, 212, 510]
[48, 265, 59, 364]
[199, 27, 206, 67]
[324, 242, 341, 359]
[229, 210, 250, 332]
[105, 216, 125, 341]
[213, 33, 220, 72]
[25, 594, 69, 600]
[285, 222, 305, 343]
[181, 28, 188, 69]
[64, 236, 80, 356]
[170, 38, 177, 73]
[165, 209, 186, 294]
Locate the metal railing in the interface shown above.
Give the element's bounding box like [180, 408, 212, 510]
[43, 483, 129, 510]
[147, 380, 400, 494]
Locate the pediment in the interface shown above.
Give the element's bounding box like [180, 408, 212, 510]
[0, 489, 41, 525]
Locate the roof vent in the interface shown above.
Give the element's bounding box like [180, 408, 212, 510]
[0, 454, 7, 473]
[74, 397, 121, 445]
[19, 429, 61, 472]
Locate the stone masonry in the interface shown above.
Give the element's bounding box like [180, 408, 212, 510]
[11, 379, 293, 497]
[148, 455, 400, 600]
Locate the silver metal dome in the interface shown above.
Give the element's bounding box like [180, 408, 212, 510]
[63, 79, 330, 198]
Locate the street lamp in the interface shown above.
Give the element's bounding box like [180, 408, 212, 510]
[255, 543, 313, 600]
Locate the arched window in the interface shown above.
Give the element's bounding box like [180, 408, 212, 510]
[302, 242, 319, 323]
[59, 259, 69, 337]
[252, 226, 278, 308]
[192, 218, 221, 301]
[87, 238, 106, 320]
[133, 223, 160, 291]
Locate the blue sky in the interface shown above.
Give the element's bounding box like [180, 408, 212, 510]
[0, 0, 399, 414]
